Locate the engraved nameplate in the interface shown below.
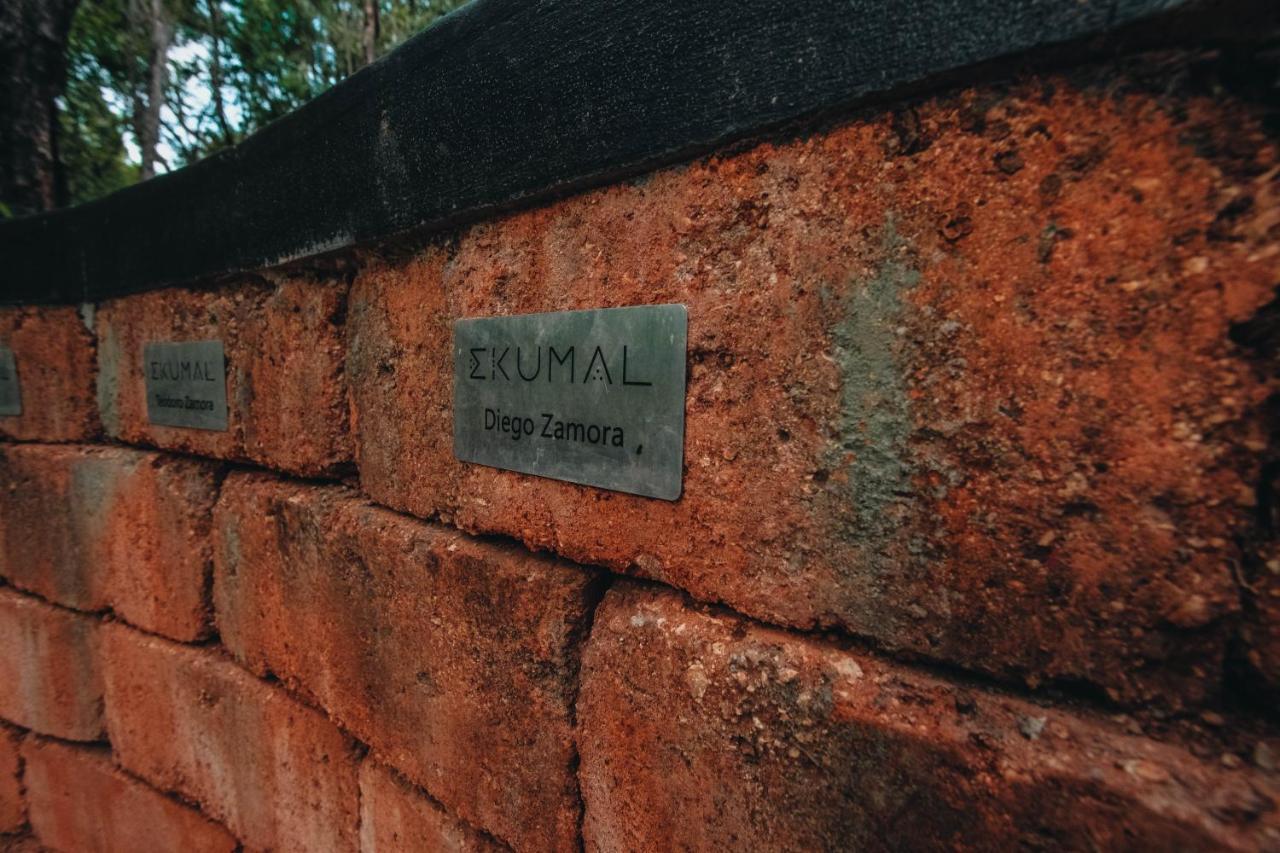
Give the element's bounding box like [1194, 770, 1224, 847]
[143, 341, 228, 431]
[453, 304, 687, 500]
[0, 346, 20, 417]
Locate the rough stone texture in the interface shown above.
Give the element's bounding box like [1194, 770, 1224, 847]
[100, 623, 360, 852]
[0, 835, 43, 853]
[95, 277, 350, 476]
[579, 584, 1280, 851]
[22, 737, 236, 853]
[0, 307, 99, 443]
[0, 589, 102, 741]
[213, 473, 598, 852]
[0, 443, 220, 641]
[359, 760, 508, 853]
[1243, 537, 1280, 695]
[347, 54, 1279, 707]
[0, 725, 21, 834]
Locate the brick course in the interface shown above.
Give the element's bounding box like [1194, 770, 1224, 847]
[0, 590, 102, 741]
[347, 64, 1276, 708]
[213, 473, 598, 851]
[0, 306, 99, 443]
[0, 443, 220, 641]
[359, 760, 508, 853]
[22, 737, 237, 853]
[579, 584, 1280, 852]
[0, 40, 1274, 853]
[0, 725, 21, 834]
[95, 277, 350, 476]
[100, 623, 361, 851]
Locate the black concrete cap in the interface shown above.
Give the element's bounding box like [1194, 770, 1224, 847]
[0, 0, 1213, 303]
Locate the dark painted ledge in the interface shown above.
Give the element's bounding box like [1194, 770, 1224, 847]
[0, 0, 1259, 304]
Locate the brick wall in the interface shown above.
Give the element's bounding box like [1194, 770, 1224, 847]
[0, 49, 1277, 852]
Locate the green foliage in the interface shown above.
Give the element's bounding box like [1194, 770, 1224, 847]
[61, 0, 468, 201]
[60, 0, 139, 205]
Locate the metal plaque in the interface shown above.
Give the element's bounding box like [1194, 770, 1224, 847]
[143, 340, 228, 431]
[0, 346, 20, 417]
[453, 304, 687, 500]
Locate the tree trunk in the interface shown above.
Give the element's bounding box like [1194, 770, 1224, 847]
[0, 0, 80, 216]
[207, 0, 234, 145]
[130, 0, 173, 181]
[362, 0, 380, 67]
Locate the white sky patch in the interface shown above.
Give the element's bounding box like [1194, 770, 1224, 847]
[114, 39, 244, 174]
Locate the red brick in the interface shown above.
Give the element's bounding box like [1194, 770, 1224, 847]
[1243, 540, 1280, 693]
[359, 760, 507, 853]
[100, 623, 360, 851]
[0, 306, 99, 442]
[22, 737, 236, 853]
[95, 277, 350, 476]
[0, 443, 220, 641]
[347, 58, 1277, 707]
[579, 584, 1280, 851]
[0, 725, 21, 834]
[0, 590, 102, 740]
[213, 473, 597, 851]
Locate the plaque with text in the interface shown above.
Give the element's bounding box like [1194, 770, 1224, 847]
[0, 346, 20, 417]
[143, 340, 228, 431]
[453, 304, 687, 500]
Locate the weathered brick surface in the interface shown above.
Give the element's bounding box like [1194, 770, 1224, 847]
[213, 473, 598, 851]
[0, 306, 99, 442]
[1243, 539, 1280, 694]
[0, 443, 220, 641]
[100, 623, 360, 851]
[348, 57, 1278, 707]
[22, 737, 236, 853]
[95, 277, 350, 476]
[579, 584, 1280, 851]
[360, 760, 508, 853]
[0, 590, 102, 741]
[0, 725, 21, 834]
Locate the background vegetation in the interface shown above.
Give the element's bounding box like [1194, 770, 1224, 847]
[2, 0, 466, 215]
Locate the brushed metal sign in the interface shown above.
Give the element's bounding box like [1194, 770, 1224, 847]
[143, 340, 228, 431]
[0, 346, 20, 417]
[453, 304, 687, 500]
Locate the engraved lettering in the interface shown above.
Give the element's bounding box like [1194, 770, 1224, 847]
[143, 341, 227, 432]
[548, 346, 574, 382]
[492, 347, 511, 381]
[517, 346, 541, 381]
[622, 345, 653, 386]
[582, 345, 613, 384]
[453, 305, 687, 500]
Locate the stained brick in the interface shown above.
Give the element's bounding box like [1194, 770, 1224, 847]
[0, 590, 102, 741]
[579, 584, 1280, 852]
[213, 473, 597, 851]
[100, 623, 360, 851]
[0, 724, 21, 834]
[359, 760, 507, 853]
[347, 65, 1277, 707]
[0, 443, 220, 641]
[95, 277, 350, 476]
[0, 306, 99, 443]
[22, 737, 236, 853]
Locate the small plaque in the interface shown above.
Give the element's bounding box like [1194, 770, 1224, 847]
[0, 346, 20, 417]
[143, 340, 228, 431]
[453, 304, 687, 500]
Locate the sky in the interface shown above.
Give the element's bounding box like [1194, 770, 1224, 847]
[117, 40, 242, 173]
